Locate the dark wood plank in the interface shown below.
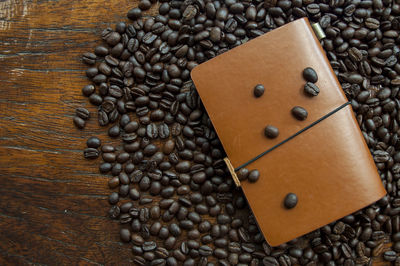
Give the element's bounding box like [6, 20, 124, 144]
[0, 0, 157, 264]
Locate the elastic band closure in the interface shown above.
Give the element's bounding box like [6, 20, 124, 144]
[234, 101, 351, 171]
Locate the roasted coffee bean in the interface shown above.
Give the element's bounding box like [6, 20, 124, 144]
[127, 8, 142, 20]
[98, 110, 109, 126]
[146, 123, 158, 139]
[304, 82, 320, 96]
[108, 125, 120, 138]
[214, 248, 227, 259]
[76, 107, 90, 120]
[383, 250, 397, 262]
[86, 136, 101, 148]
[82, 84, 95, 96]
[86, 67, 98, 78]
[199, 245, 213, 256]
[108, 205, 120, 219]
[108, 192, 119, 205]
[101, 145, 114, 153]
[108, 177, 119, 188]
[73, 116, 85, 129]
[264, 125, 279, 139]
[303, 67, 318, 83]
[82, 52, 96, 65]
[138, 0, 151, 11]
[393, 242, 400, 252]
[102, 152, 116, 163]
[83, 148, 99, 159]
[253, 84, 265, 98]
[284, 193, 298, 209]
[142, 241, 157, 252]
[237, 168, 249, 181]
[248, 169, 260, 183]
[94, 45, 108, 56]
[291, 106, 308, 121]
[341, 243, 352, 259]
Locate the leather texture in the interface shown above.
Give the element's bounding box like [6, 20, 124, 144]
[191, 18, 386, 246]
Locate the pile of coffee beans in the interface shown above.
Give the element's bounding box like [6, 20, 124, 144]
[74, 0, 400, 265]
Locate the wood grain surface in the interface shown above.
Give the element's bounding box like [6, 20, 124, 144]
[0, 0, 391, 265]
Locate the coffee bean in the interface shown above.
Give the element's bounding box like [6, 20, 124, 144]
[108, 205, 120, 219]
[214, 248, 227, 259]
[180, 6, 196, 22]
[75, 107, 90, 120]
[107, 125, 120, 138]
[237, 168, 249, 181]
[120, 228, 131, 243]
[99, 163, 112, 174]
[108, 192, 119, 205]
[138, 0, 151, 11]
[102, 152, 116, 163]
[291, 106, 308, 121]
[142, 241, 157, 252]
[248, 170, 260, 183]
[303, 67, 318, 83]
[263, 256, 279, 265]
[73, 116, 85, 129]
[365, 18, 380, 30]
[94, 45, 108, 56]
[348, 47, 363, 62]
[199, 245, 213, 256]
[383, 250, 397, 262]
[146, 123, 159, 139]
[98, 110, 109, 126]
[253, 84, 265, 98]
[82, 52, 96, 65]
[127, 8, 142, 20]
[83, 148, 99, 159]
[264, 125, 279, 139]
[101, 145, 114, 153]
[304, 82, 320, 96]
[284, 193, 298, 209]
[86, 136, 101, 148]
[107, 176, 118, 188]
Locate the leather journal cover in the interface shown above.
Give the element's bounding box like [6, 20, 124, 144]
[190, 18, 387, 246]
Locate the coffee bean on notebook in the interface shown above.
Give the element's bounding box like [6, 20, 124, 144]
[284, 193, 298, 209]
[264, 125, 279, 139]
[304, 82, 320, 97]
[237, 168, 249, 181]
[248, 170, 260, 183]
[303, 67, 318, 83]
[291, 106, 308, 121]
[253, 84, 265, 98]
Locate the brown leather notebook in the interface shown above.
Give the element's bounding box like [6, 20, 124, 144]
[191, 18, 386, 246]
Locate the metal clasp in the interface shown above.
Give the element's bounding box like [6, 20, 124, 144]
[224, 157, 241, 187]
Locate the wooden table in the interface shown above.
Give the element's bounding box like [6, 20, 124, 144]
[0, 0, 390, 264]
